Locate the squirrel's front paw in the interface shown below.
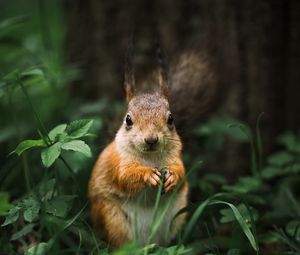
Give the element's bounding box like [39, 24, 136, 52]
[144, 167, 161, 187]
[163, 169, 179, 193]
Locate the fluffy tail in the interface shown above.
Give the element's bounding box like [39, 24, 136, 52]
[168, 50, 219, 133]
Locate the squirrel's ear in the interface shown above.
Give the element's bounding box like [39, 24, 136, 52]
[124, 36, 136, 102]
[124, 72, 135, 102]
[156, 41, 169, 99]
[158, 69, 169, 99]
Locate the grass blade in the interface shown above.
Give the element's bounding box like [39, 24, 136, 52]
[182, 196, 259, 253]
[209, 200, 259, 252]
[239, 125, 258, 177]
[256, 112, 264, 172]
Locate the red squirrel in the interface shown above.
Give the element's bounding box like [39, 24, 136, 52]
[88, 50, 217, 248]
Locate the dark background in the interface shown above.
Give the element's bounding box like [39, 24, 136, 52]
[65, 0, 300, 176]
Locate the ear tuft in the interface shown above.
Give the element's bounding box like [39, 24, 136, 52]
[124, 35, 136, 102]
[156, 41, 169, 99]
[125, 74, 135, 102]
[158, 69, 169, 99]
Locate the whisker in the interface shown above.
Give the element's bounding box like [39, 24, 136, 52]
[164, 136, 182, 142]
[166, 138, 181, 143]
[164, 140, 181, 144]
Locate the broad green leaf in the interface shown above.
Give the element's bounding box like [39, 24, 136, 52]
[242, 194, 266, 205]
[11, 223, 35, 241]
[220, 203, 258, 224]
[286, 220, 300, 239]
[238, 124, 252, 138]
[66, 119, 94, 138]
[23, 75, 45, 86]
[166, 245, 192, 254]
[83, 133, 97, 138]
[0, 15, 27, 29]
[227, 249, 240, 255]
[41, 142, 62, 168]
[289, 163, 300, 173]
[223, 176, 262, 193]
[45, 195, 76, 218]
[141, 244, 156, 253]
[268, 151, 294, 166]
[195, 118, 248, 142]
[277, 132, 299, 152]
[20, 68, 44, 77]
[38, 179, 56, 200]
[259, 232, 281, 244]
[1, 206, 20, 226]
[0, 192, 12, 216]
[3, 69, 19, 81]
[61, 140, 92, 157]
[203, 173, 227, 184]
[211, 200, 259, 252]
[261, 166, 283, 179]
[48, 124, 67, 141]
[182, 195, 259, 252]
[15, 139, 46, 156]
[25, 242, 49, 255]
[23, 196, 40, 223]
[272, 227, 300, 251]
[291, 144, 300, 154]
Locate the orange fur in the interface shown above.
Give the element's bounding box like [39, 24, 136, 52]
[89, 93, 188, 248]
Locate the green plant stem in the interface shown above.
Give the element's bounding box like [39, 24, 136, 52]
[144, 139, 168, 255]
[17, 76, 78, 184]
[151, 139, 168, 224]
[256, 112, 264, 173]
[17, 77, 50, 144]
[246, 203, 260, 255]
[240, 124, 259, 178]
[59, 156, 76, 181]
[8, 87, 32, 192]
[250, 137, 258, 177]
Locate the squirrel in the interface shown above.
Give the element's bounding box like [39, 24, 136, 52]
[88, 49, 217, 248]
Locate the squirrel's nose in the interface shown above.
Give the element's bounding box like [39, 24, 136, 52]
[144, 135, 159, 146]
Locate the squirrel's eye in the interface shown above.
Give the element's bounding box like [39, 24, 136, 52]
[125, 114, 133, 126]
[167, 113, 174, 126]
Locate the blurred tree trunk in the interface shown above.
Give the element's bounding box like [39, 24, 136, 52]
[65, 0, 300, 177]
[218, 0, 300, 177]
[64, 0, 136, 100]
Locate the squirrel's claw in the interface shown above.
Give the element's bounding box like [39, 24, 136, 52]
[163, 169, 178, 193]
[164, 168, 171, 179]
[144, 168, 161, 187]
[152, 167, 161, 176]
[149, 176, 159, 186]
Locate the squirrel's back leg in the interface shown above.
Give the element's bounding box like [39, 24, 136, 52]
[90, 199, 130, 248]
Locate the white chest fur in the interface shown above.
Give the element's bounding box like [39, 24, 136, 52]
[122, 189, 184, 246]
[115, 136, 184, 245]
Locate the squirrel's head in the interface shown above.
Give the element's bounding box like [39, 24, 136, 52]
[116, 58, 181, 155]
[119, 92, 177, 154]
